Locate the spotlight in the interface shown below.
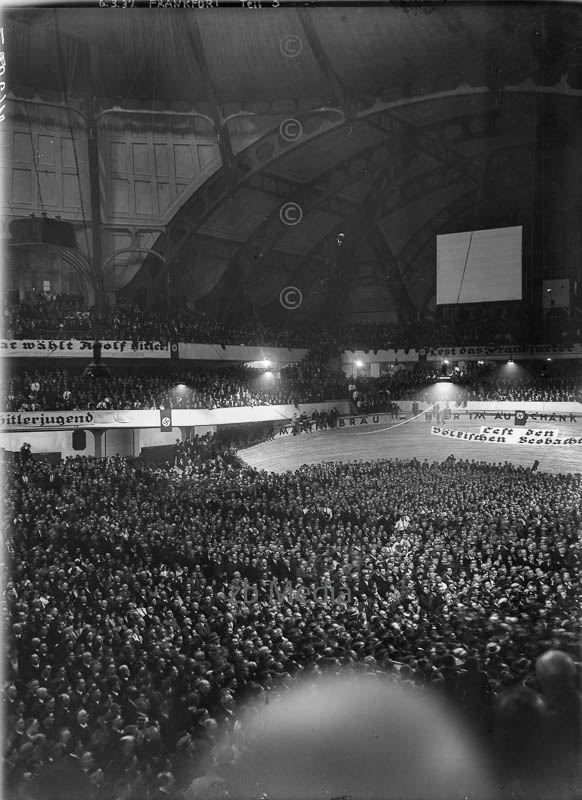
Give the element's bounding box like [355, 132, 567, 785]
[355, 360, 363, 368]
[262, 359, 271, 369]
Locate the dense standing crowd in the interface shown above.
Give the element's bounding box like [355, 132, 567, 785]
[4, 439, 581, 799]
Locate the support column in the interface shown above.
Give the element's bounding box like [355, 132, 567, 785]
[81, 42, 106, 314]
[93, 429, 105, 458]
[179, 426, 193, 442]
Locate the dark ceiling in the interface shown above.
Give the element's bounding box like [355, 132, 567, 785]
[6, 3, 582, 324]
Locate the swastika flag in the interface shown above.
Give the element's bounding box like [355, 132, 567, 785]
[160, 408, 173, 432]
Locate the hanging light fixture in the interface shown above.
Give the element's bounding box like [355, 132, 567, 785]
[83, 341, 111, 379]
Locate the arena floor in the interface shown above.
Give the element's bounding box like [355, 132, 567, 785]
[240, 413, 582, 475]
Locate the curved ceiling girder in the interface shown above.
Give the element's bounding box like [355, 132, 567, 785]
[173, 103, 538, 315]
[7, 5, 582, 324]
[270, 142, 535, 310]
[144, 75, 579, 272]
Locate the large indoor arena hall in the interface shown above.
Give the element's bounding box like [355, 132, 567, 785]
[1, 3, 581, 800]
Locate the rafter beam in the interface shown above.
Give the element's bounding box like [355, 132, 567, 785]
[279, 150, 418, 322]
[369, 227, 416, 324]
[297, 9, 355, 123]
[244, 171, 360, 216]
[139, 83, 552, 282]
[211, 136, 407, 314]
[366, 110, 517, 219]
[397, 164, 533, 284]
[318, 150, 418, 322]
[366, 111, 482, 184]
[181, 18, 236, 192]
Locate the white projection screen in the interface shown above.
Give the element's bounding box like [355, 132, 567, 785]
[436, 225, 522, 305]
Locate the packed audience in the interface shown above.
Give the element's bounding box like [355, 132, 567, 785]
[2, 341, 349, 411]
[348, 360, 582, 413]
[454, 360, 582, 403]
[4, 357, 582, 416]
[279, 344, 347, 404]
[5, 294, 582, 352]
[4, 439, 581, 799]
[1, 365, 297, 413]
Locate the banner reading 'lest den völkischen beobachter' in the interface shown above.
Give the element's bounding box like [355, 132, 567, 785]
[431, 426, 582, 445]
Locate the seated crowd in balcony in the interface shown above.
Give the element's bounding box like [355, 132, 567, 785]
[349, 361, 582, 414]
[4, 358, 581, 415]
[4, 294, 581, 352]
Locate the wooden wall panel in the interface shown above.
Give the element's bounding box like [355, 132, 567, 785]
[5, 105, 221, 235]
[38, 171, 57, 206]
[154, 144, 169, 177]
[157, 182, 170, 210]
[13, 131, 33, 163]
[110, 142, 127, 173]
[132, 143, 149, 175]
[173, 144, 194, 180]
[197, 144, 219, 171]
[111, 178, 130, 214]
[100, 119, 219, 223]
[38, 135, 56, 166]
[61, 137, 76, 169]
[62, 174, 81, 209]
[134, 180, 153, 215]
[12, 169, 32, 204]
[4, 104, 90, 223]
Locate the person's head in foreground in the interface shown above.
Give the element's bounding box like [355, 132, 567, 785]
[227, 673, 497, 800]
